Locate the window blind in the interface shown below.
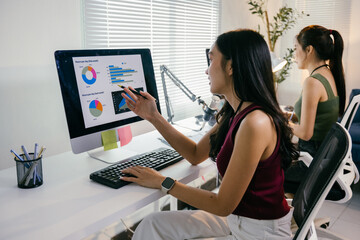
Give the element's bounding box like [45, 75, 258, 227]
[82, 0, 220, 121]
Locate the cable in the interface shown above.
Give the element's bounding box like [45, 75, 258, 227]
[198, 121, 207, 131]
[172, 122, 204, 131]
[120, 218, 135, 234]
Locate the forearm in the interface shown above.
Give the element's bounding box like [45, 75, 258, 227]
[121, 167, 226, 214]
[289, 121, 313, 141]
[168, 181, 230, 216]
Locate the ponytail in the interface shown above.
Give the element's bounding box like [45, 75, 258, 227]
[297, 25, 346, 117]
[329, 29, 346, 116]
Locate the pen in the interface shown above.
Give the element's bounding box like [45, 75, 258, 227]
[26, 145, 44, 183]
[34, 147, 45, 182]
[24, 162, 38, 185]
[10, 149, 24, 161]
[11, 149, 30, 169]
[289, 111, 295, 121]
[37, 146, 46, 158]
[21, 145, 31, 160]
[33, 167, 37, 185]
[118, 85, 148, 99]
[33, 143, 38, 160]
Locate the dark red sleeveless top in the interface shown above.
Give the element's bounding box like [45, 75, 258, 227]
[216, 104, 290, 219]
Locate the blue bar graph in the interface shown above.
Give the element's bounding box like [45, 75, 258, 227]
[109, 65, 136, 84]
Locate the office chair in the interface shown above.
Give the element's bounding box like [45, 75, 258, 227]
[299, 94, 360, 204]
[347, 90, 360, 169]
[337, 93, 360, 200]
[291, 123, 352, 240]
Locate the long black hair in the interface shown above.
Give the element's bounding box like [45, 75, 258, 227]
[209, 29, 298, 169]
[297, 25, 346, 116]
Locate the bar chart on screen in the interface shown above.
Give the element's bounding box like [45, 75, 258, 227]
[108, 64, 136, 84]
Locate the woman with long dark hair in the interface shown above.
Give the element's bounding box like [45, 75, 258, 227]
[285, 25, 346, 197]
[121, 29, 298, 239]
[290, 25, 345, 155]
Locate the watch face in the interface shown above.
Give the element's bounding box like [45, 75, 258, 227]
[162, 177, 175, 188]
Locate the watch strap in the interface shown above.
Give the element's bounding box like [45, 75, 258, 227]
[161, 177, 176, 194]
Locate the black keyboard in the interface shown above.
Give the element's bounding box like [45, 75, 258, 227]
[90, 148, 183, 189]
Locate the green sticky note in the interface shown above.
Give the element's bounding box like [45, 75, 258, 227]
[101, 130, 118, 151]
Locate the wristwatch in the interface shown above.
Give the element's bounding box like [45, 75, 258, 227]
[161, 177, 176, 194]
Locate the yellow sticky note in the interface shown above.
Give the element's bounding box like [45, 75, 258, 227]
[118, 125, 133, 146]
[101, 130, 118, 151]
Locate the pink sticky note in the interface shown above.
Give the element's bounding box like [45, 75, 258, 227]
[117, 125, 133, 146]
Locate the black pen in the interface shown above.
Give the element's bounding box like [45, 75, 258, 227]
[118, 85, 148, 99]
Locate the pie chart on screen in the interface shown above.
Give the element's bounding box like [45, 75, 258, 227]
[82, 66, 97, 85]
[89, 100, 103, 117]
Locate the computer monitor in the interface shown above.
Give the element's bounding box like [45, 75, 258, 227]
[206, 48, 210, 66]
[55, 48, 160, 158]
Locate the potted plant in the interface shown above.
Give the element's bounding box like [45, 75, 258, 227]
[248, 0, 306, 83]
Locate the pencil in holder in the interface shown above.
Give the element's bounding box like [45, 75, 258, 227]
[14, 153, 43, 188]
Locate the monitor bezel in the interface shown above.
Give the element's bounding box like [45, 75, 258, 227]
[206, 48, 210, 66]
[55, 48, 160, 153]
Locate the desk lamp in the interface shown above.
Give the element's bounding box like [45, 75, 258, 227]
[160, 65, 220, 130]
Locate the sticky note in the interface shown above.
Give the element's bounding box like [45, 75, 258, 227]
[118, 125, 133, 146]
[101, 130, 118, 151]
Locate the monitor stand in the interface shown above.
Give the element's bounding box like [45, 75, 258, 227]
[87, 147, 138, 164]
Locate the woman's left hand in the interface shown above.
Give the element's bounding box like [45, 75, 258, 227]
[121, 166, 166, 189]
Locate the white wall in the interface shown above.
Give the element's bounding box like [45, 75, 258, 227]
[220, 0, 282, 34]
[0, 0, 82, 169]
[347, 0, 360, 95]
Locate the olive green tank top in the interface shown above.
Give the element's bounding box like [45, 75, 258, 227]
[294, 73, 339, 142]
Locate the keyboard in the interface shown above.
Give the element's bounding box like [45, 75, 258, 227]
[90, 147, 183, 189]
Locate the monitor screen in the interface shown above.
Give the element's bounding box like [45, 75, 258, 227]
[206, 48, 210, 66]
[55, 48, 160, 154]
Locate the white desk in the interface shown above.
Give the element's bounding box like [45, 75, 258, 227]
[0, 121, 216, 240]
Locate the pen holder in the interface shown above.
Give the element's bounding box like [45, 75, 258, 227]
[14, 153, 43, 188]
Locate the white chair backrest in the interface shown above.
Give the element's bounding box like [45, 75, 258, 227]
[340, 94, 360, 130]
[339, 93, 360, 188]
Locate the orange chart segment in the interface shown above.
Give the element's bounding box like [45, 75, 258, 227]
[89, 100, 103, 117]
[96, 100, 103, 111]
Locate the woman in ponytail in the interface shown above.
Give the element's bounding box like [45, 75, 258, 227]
[284, 25, 346, 197]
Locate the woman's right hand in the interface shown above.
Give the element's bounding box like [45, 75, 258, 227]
[121, 86, 160, 122]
